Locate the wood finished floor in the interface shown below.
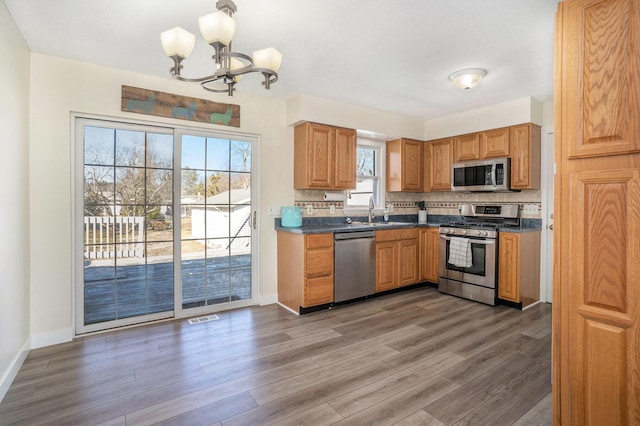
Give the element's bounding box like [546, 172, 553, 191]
[0, 286, 552, 426]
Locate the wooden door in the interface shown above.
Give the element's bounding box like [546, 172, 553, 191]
[554, 0, 640, 424]
[398, 238, 419, 286]
[497, 233, 519, 302]
[453, 133, 480, 162]
[480, 127, 510, 159]
[402, 140, 423, 191]
[425, 138, 453, 191]
[334, 127, 357, 189]
[375, 242, 397, 292]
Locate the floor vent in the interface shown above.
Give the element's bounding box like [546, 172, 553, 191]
[188, 315, 220, 324]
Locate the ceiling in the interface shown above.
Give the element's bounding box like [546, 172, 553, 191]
[4, 0, 560, 121]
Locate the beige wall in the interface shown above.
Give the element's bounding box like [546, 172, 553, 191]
[0, 1, 31, 400]
[28, 54, 292, 345]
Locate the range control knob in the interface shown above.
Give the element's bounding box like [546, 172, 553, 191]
[459, 229, 467, 235]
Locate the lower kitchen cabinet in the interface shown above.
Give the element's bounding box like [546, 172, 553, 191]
[419, 227, 439, 283]
[498, 231, 541, 308]
[277, 231, 334, 312]
[375, 228, 419, 291]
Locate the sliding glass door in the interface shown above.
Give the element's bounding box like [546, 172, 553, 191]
[76, 119, 256, 333]
[178, 132, 254, 312]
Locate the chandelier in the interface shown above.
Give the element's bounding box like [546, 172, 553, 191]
[160, 0, 282, 96]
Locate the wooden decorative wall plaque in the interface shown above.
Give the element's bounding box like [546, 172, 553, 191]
[121, 85, 240, 128]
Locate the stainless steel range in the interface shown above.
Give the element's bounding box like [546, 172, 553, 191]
[438, 203, 519, 305]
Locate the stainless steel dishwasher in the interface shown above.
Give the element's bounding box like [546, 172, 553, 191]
[334, 230, 376, 303]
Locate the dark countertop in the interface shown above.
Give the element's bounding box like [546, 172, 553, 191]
[275, 215, 541, 234]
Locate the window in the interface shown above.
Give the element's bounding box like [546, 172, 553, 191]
[345, 137, 385, 211]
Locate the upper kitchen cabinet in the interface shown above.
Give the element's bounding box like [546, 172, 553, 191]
[453, 133, 481, 162]
[293, 122, 356, 190]
[453, 127, 510, 162]
[480, 127, 510, 159]
[509, 123, 541, 189]
[424, 138, 453, 191]
[387, 138, 423, 192]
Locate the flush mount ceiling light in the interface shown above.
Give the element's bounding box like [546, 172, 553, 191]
[448, 68, 487, 90]
[160, 0, 282, 96]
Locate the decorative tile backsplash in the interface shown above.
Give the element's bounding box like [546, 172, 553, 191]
[293, 189, 543, 219]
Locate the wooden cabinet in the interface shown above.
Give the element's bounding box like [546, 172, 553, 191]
[424, 138, 453, 191]
[277, 232, 334, 312]
[509, 123, 541, 189]
[453, 133, 481, 162]
[480, 127, 510, 159]
[293, 122, 356, 190]
[375, 228, 419, 291]
[497, 231, 540, 307]
[453, 127, 510, 162]
[387, 138, 423, 191]
[419, 227, 439, 283]
[554, 1, 640, 423]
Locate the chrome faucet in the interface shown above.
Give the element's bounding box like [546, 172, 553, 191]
[368, 196, 375, 223]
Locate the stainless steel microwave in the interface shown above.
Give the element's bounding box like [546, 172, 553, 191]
[451, 157, 511, 192]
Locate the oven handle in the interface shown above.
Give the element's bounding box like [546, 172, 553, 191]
[439, 235, 496, 245]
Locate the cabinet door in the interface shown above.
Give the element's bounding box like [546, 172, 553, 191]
[498, 233, 520, 302]
[425, 138, 453, 191]
[454, 133, 481, 162]
[510, 124, 541, 189]
[425, 228, 440, 282]
[375, 242, 396, 292]
[304, 275, 334, 307]
[307, 123, 334, 188]
[334, 127, 357, 189]
[293, 123, 333, 189]
[398, 238, 419, 286]
[305, 247, 333, 278]
[402, 140, 423, 191]
[480, 127, 510, 159]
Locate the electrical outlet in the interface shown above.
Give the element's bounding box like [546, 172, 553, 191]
[306, 205, 313, 215]
[388, 203, 394, 212]
[267, 205, 281, 216]
[523, 204, 539, 214]
[329, 205, 335, 214]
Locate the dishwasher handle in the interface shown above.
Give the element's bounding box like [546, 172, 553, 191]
[334, 231, 375, 240]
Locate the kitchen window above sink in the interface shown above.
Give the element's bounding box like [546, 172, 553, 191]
[344, 136, 386, 214]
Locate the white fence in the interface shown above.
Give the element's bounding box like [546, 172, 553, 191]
[84, 216, 144, 259]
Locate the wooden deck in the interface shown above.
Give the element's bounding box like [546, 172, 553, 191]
[83, 254, 251, 324]
[0, 287, 552, 425]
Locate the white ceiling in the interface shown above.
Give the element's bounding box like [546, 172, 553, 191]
[4, 0, 560, 121]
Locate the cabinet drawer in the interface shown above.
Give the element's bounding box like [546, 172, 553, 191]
[375, 228, 418, 242]
[304, 275, 334, 307]
[306, 233, 333, 249]
[306, 247, 333, 277]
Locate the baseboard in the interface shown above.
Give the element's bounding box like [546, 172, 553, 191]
[259, 293, 278, 306]
[30, 327, 73, 349]
[0, 337, 30, 403]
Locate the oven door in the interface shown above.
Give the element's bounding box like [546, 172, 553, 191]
[438, 235, 497, 288]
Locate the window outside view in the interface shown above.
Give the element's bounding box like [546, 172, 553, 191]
[347, 145, 379, 207]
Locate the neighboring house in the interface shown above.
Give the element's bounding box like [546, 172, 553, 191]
[185, 188, 252, 251]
